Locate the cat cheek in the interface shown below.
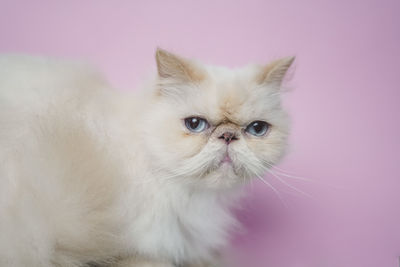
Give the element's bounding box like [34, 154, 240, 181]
[244, 139, 276, 161]
[173, 132, 207, 158]
[252, 139, 288, 165]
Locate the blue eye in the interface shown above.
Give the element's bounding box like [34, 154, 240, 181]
[245, 121, 269, 136]
[184, 117, 209, 133]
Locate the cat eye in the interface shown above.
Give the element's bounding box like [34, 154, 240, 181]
[245, 121, 270, 136]
[184, 117, 209, 133]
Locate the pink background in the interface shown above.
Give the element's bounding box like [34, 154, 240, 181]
[1, 0, 399, 266]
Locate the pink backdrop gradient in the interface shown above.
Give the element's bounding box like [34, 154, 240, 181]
[1, 0, 399, 266]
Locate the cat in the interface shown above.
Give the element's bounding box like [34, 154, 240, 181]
[0, 49, 294, 267]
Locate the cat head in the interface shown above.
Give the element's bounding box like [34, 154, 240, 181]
[141, 48, 293, 190]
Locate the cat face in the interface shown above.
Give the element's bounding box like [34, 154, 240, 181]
[141, 49, 293, 190]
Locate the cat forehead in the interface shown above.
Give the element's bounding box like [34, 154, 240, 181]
[205, 64, 257, 82]
[203, 64, 258, 94]
[193, 65, 270, 123]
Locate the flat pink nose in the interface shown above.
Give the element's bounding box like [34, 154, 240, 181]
[218, 132, 238, 144]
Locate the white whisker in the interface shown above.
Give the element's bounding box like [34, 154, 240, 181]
[266, 168, 314, 199]
[269, 165, 299, 175]
[270, 170, 315, 183]
[256, 175, 288, 208]
[262, 162, 343, 190]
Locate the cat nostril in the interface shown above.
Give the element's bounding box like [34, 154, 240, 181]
[218, 132, 238, 144]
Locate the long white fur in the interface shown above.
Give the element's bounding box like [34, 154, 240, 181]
[0, 51, 292, 266]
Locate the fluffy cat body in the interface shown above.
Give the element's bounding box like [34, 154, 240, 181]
[0, 50, 293, 266]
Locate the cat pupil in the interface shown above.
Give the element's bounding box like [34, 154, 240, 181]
[190, 118, 199, 129]
[253, 122, 262, 133]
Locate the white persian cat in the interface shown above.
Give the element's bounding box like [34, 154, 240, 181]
[0, 49, 294, 267]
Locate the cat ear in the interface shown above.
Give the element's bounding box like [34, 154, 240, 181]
[155, 48, 204, 83]
[257, 56, 295, 88]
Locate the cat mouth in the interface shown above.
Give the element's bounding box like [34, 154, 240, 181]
[221, 155, 232, 164]
[219, 152, 234, 166]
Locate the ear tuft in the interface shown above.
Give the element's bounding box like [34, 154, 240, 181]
[257, 56, 295, 87]
[155, 48, 204, 82]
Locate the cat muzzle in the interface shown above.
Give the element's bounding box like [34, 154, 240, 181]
[218, 132, 238, 144]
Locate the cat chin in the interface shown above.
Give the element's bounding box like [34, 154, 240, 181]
[197, 163, 246, 190]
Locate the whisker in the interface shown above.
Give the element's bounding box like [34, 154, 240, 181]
[255, 175, 288, 208]
[265, 164, 343, 190]
[262, 160, 340, 188]
[261, 161, 314, 182]
[269, 165, 300, 175]
[265, 168, 315, 200]
[269, 169, 315, 183]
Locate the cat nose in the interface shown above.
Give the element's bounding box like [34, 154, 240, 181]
[218, 132, 238, 144]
